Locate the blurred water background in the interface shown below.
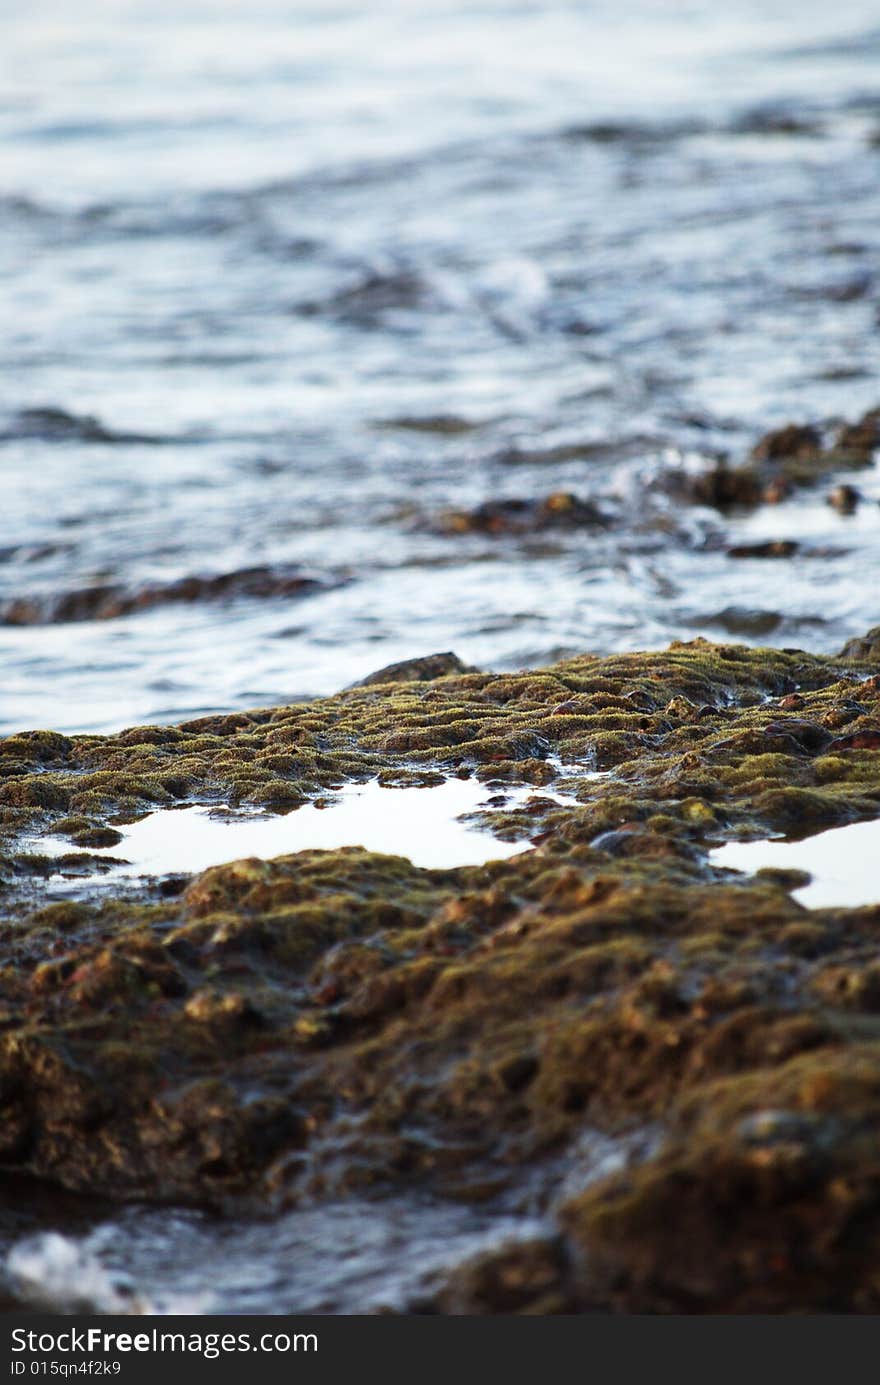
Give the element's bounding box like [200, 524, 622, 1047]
[2, 0, 880, 735]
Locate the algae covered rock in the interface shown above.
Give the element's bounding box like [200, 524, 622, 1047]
[349, 651, 476, 687]
[838, 627, 880, 662]
[2, 633, 880, 1310]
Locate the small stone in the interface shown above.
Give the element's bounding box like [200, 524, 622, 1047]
[827, 729, 880, 751]
[727, 540, 799, 559]
[827, 484, 861, 515]
[750, 423, 822, 463]
[763, 719, 832, 754]
[184, 990, 261, 1026]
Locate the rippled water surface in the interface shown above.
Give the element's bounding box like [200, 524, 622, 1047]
[1, 1129, 642, 1314]
[2, 0, 880, 735]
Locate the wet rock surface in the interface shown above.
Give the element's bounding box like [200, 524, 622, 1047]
[349, 652, 477, 688]
[1, 566, 334, 626]
[687, 407, 880, 512]
[427, 493, 611, 537]
[3, 633, 880, 1310]
[0, 406, 164, 447]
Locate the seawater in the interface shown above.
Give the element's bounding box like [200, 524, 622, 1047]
[2, 0, 880, 734]
[711, 816, 880, 909]
[36, 774, 582, 881]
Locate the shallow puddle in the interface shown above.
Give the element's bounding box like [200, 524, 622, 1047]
[710, 816, 880, 909]
[37, 775, 583, 882]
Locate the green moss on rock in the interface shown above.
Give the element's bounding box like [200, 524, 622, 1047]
[0, 634, 879, 1310]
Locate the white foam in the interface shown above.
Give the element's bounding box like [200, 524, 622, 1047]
[6, 1230, 209, 1316]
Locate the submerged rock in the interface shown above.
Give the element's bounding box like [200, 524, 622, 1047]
[428, 492, 610, 536]
[1, 565, 333, 625]
[682, 406, 880, 512]
[750, 422, 823, 465]
[828, 484, 861, 515]
[1, 632, 880, 1309]
[0, 406, 162, 446]
[832, 409, 880, 466]
[727, 540, 799, 559]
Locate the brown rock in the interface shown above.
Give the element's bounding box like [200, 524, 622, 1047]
[349, 652, 475, 687]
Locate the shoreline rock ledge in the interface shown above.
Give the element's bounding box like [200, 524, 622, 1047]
[3, 628, 880, 1312]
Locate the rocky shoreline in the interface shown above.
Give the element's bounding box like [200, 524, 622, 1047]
[3, 630, 880, 1311]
